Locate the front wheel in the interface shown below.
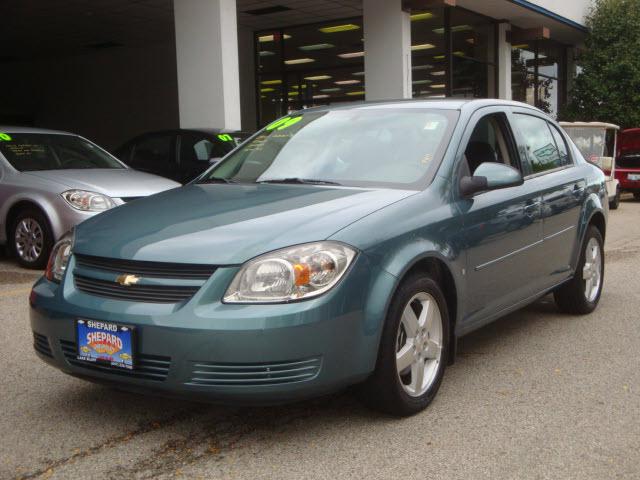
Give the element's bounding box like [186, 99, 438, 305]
[360, 274, 449, 416]
[554, 226, 604, 314]
[10, 208, 53, 269]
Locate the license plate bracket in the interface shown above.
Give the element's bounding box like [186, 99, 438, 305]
[76, 319, 135, 370]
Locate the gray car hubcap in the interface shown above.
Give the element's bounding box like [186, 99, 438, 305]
[396, 292, 443, 397]
[582, 237, 602, 302]
[15, 218, 44, 263]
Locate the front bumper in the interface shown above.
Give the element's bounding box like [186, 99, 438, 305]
[29, 255, 394, 404]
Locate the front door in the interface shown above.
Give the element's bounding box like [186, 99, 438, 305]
[456, 108, 544, 327]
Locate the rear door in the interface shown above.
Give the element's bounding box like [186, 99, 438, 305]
[511, 110, 583, 289]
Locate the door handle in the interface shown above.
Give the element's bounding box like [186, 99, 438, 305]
[524, 201, 541, 217]
[573, 184, 585, 195]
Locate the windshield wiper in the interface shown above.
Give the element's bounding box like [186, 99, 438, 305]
[197, 177, 237, 184]
[257, 177, 341, 186]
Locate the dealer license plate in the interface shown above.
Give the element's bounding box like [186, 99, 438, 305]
[628, 174, 640, 181]
[76, 319, 135, 370]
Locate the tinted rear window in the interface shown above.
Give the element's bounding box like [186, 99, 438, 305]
[0, 133, 123, 171]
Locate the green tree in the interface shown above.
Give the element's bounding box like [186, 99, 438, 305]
[562, 0, 640, 128]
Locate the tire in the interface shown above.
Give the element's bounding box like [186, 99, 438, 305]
[609, 187, 620, 210]
[554, 226, 604, 314]
[634, 192, 640, 201]
[360, 273, 449, 416]
[9, 208, 54, 269]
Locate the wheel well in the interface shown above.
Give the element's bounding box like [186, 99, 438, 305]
[404, 257, 458, 365]
[589, 211, 606, 242]
[5, 201, 47, 240]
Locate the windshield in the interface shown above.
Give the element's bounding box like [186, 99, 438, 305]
[199, 109, 458, 189]
[563, 127, 615, 162]
[0, 133, 124, 171]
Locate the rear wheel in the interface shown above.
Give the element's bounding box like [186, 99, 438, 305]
[634, 192, 640, 201]
[10, 208, 53, 269]
[554, 226, 604, 314]
[360, 274, 449, 416]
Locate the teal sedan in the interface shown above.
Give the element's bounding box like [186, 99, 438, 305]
[30, 100, 607, 416]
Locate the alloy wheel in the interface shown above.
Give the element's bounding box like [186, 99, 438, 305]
[395, 292, 443, 397]
[14, 218, 44, 263]
[582, 237, 602, 302]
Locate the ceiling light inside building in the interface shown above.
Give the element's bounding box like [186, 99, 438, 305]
[352, 71, 365, 76]
[431, 71, 446, 76]
[320, 88, 342, 92]
[284, 58, 315, 65]
[259, 51, 275, 56]
[411, 43, 435, 51]
[431, 84, 445, 88]
[412, 79, 432, 85]
[346, 91, 365, 96]
[335, 79, 360, 85]
[299, 43, 334, 51]
[261, 79, 282, 85]
[313, 94, 330, 99]
[412, 64, 433, 70]
[260, 87, 275, 93]
[304, 75, 332, 81]
[338, 51, 364, 59]
[258, 34, 292, 43]
[319, 24, 360, 33]
[433, 25, 472, 34]
[411, 12, 434, 21]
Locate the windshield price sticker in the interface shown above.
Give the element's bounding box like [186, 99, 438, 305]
[217, 134, 233, 142]
[0, 133, 12, 141]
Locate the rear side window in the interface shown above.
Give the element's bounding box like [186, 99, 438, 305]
[130, 135, 173, 170]
[548, 124, 571, 166]
[513, 114, 564, 175]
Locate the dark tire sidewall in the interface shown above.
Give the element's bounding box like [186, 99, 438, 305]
[369, 274, 450, 416]
[10, 208, 53, 269]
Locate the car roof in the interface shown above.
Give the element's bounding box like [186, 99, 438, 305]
[0, 126, 75, 135]
[297, 98, 544, 115]
[559, 121, 620, 130]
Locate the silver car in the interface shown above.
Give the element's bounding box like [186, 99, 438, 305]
[0, 127, 179, 268]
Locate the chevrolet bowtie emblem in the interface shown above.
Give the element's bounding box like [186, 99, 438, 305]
[115, 274, 140, 287]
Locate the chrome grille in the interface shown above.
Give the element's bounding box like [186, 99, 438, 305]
[33, 332, 53, 358]
[74, 274, 199, 303]
[186, 357, 322, 387]
[74, 254, 217, 280]
[60, 340, 171, 382]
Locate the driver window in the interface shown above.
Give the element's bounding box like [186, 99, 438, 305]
[465, 114, 515, 175]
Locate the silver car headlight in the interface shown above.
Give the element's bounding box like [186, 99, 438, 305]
[61, 190, 116, 212]
[45, 230, 74, 282]
[224, 242, 357, 303]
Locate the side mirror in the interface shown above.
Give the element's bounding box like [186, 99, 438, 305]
[460, 162, 524, 197]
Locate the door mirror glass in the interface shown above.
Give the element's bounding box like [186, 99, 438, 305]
[460, 162, 523, 197]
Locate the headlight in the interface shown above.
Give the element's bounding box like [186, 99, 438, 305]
[224, 242, 357, 303]
[45, 231, 74, 282]
[61, 190, 115, 212]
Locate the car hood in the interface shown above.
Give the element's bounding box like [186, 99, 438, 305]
[73, 183, 416, 264]
[24, 169, 179, 197]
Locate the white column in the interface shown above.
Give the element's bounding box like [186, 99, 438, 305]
[174, 0, 241, 130]
[496, 22, 512, 100]
[363, 0, 412, 101]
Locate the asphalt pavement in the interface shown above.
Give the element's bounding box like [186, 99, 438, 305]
[1, 197, 639, 480]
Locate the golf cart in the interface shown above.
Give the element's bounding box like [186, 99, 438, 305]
[559, 121, 621, 209]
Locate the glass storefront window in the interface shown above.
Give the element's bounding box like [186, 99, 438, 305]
[511, 37, 565, 117]
[256, 19, 365, 126]
[450, 8, 496, 98]
[410, 8, 446, 98]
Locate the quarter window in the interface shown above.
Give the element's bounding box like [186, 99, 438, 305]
[548, 124, 571, 166]
[513, 114, 563, 174]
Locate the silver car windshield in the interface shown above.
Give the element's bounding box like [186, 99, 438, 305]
[0, 133, 124, 171]
[200, 108, 458, 189]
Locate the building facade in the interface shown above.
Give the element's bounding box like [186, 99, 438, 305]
[174, 0, 592, 133]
